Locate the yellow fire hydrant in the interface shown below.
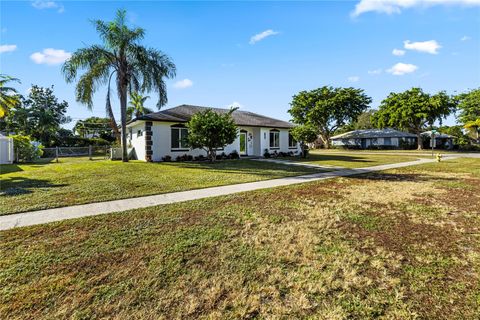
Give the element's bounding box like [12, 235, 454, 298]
[436, 153, 442, 162]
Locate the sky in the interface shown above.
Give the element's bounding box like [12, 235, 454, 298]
[1, 0, 479, 130]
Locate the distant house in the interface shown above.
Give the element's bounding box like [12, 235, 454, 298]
[330, 128, 417, 149]
[126, 105, 300, 161]
[421, 131, 454, 149]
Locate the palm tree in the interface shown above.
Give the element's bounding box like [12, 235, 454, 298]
[127, 91, 153, 121]
[62, 9, 176, 161]
[0, 75, 21, 119]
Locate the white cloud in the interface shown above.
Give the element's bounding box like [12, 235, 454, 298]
[387, 63, 418, 75]
[30, 48, 71, 65]
[352, 0, 480, 17]
[392, 48, 405, 56]
[31, 1, 64, 13]
[404, 40, 441, 54]
[0, 44, 17, 53]
[461, 35, 471, 41]
[347, 76, 360, 82]
[368, 69, 382, 75]
[173, 78, 193, 89]
[249, 29, 279, 45]
[228, 101, 244, 109]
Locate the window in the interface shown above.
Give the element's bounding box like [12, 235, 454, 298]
[137, 129, 143, 137]
[288, 132, 297, 148]
[384, 137, 391, 145]
[171, 126, 189, 150]
[269, 129, 280, 149]
[128, 128, 133, 141]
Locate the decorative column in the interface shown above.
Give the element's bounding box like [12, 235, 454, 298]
[145, 121, 153, 162]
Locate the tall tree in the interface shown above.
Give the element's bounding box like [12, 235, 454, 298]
[187, 108, 238, 162]
[372, 87, 455, 149]
[73, 117, 113, 138]
[288, 86, 372, 148]
[1, 85, 70, 146]
[62, 9, 176, 161]
[336, 109, 377, 134]
[127, 92, 153, 121]
[456, 88, 480, 141]
[0, 75, 21, 119]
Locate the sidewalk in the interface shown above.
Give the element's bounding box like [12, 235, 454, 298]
[0, 157, 450, 230]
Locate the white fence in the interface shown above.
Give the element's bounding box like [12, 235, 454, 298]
[0, 135, 14, 164]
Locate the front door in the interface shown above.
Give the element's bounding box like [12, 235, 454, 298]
[239, 132, 247, 155]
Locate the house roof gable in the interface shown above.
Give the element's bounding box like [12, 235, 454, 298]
[133, 104, 295, 129]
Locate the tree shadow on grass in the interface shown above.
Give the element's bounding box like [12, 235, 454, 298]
[0, 164, 24, 175]
[161, 160, 319, 177]
[298, 154, 376, 163]
[0, 176, 68, 196]
[346, 172, 458, 183]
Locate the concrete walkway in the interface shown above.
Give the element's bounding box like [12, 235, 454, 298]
[251, 158, 345, 169]
[0, 157, 455, 231]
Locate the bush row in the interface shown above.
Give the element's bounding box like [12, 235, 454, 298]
[263, 149, 298, 158]
[162, 150, 240, 162]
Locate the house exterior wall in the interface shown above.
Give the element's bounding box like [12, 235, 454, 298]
[128, 121, 146, 160]
[127, 121, 300, 161]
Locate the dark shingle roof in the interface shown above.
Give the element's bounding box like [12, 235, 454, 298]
[135, 104, 294, 129]
[331, 128, 417, 140]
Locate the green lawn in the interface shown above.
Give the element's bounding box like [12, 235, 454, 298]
[285, 150, 429, 168]
[0, 158, 319, 215]
[1, 158, 479, 319]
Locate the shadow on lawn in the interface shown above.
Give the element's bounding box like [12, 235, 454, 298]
[0, 176, 67, 196]
[298, 154, 375, 163]
[347, 172, 458, 183]
[163, 160, 317, 176]
[0, 164, 24, 175]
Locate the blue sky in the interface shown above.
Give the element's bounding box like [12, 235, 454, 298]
[1, 0, 479, 129]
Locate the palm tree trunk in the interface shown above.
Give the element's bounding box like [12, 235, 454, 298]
[120, 82, 128, 162]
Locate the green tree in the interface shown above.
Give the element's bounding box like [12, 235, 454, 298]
[2, 85, 70, 146]
[127, 92, 153, 121]
[336, 109, 377, 134]
[73, 117, 113, 138]
[290, 124, 318, 158]
[439, 125, 471, 146]
[0, 75, 21, 118]
[187, 108, 238, 162]
[456, 88, 480, 141]
[372, 88, 455, 150]
[62, 9, 176, 162]
[288, 86, 372, 148]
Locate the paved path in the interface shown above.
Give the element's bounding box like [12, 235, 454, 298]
[0, 157, 456, 231]
[251, 158, 345, 169]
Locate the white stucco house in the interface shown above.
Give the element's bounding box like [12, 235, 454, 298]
[330, 128, 417, 149]
[126, 105, 300, 161]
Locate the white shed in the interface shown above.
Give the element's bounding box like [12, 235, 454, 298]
[0, 134, 14, 164]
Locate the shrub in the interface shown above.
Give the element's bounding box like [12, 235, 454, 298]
[216, 152, 227, 160]
[459, 144, 480, 152]
[175, 154, 189, 162]
[263, 149, 271, 158]
[187, 155, 194, 161]
[228, 150, 240, 160]
[162, 155, 172, 162]
[9, 135, 43, 162]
